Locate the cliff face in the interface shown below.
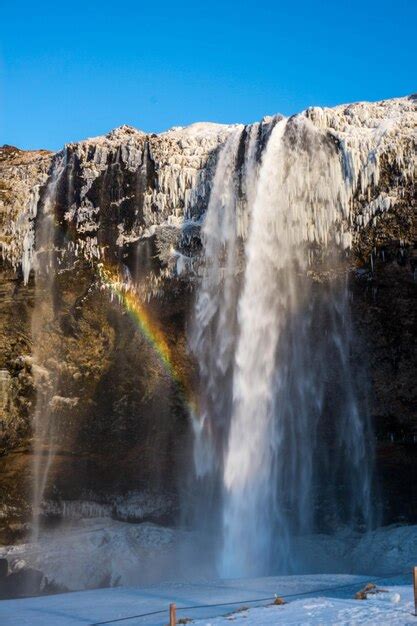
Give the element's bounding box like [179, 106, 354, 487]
[0, 146, 51, 449]
[0, 96, 416, 541]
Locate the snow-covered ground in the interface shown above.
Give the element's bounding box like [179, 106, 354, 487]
[0, 574, 415, 625]
[1, 522, 417, 624]
[192, 583, 416, 626]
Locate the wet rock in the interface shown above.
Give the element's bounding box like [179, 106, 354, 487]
[0, 567, 44, 599]
[0, 557, 8, 577]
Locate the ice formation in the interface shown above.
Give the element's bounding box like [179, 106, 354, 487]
[0, 96, 413, 290]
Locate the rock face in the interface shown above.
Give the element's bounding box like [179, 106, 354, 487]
[33, 123, 235, 290]
[0, 96, 416, 540]
[0, 146, 52, 449]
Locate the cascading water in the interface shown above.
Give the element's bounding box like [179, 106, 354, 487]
[31, 154, 66, 542]
[190, 123, 261, 536]
[191, 115, 374, 578]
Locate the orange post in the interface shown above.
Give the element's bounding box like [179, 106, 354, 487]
[413, 568, 417, 616]
[169, 602, 176, 626]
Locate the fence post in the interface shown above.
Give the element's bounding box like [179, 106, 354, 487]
[169, 602, 176, 626]
[413, 567, 417, 616]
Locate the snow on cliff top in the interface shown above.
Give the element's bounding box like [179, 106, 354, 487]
[67, 95, 416, 150]
[162, 121, 239, 139]
[305, 94, 416, 141]
[73, 122, 237, 149]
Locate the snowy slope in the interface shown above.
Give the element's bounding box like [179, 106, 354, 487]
[2, 520, 417, 591]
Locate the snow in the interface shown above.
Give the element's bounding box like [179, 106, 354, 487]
[162, 122, 238, 140]
[0, 575, 415, 626]
[192, 585, 416, 626]
[290, 524, 417, 575]
[2, 521, 417, 592]
[304, 95, 416, 230]
[1, 522, 417, 623]
[39, 490, 176, 525]
[0, 519, 191, 590]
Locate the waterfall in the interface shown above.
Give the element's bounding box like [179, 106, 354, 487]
[189, 123, 262, 541]
[191, 115, 374, 578]
[31, 154, 66, 542]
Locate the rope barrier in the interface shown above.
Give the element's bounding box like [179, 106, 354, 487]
[90, 569, 411, 625]
[92, 608, 167, 625]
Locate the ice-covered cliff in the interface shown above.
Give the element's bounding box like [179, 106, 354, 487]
[0, 95, 415, 543]
[1, 95, 415, 291]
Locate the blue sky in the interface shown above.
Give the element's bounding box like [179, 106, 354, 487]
[0, 0, 415, 150]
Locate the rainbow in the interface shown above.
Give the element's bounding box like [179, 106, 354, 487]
[97, 263, 197, 416]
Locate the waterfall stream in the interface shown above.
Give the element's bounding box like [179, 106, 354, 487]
[191, 116, 374, 578]
[31, 154, 66, 542]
